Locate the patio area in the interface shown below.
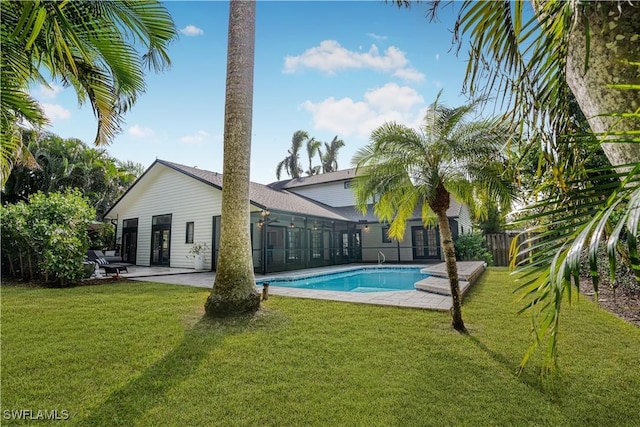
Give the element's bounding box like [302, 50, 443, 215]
[115, 261, 486, 311]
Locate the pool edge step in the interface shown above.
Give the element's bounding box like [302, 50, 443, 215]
[414, 277, 470, 296]
[416, 261, 486, 296]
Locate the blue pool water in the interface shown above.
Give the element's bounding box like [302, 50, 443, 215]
[258, 268, 427, 293]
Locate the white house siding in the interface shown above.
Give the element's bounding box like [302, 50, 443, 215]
[457, 205, 473, 235]
[110, 164, 222, 269]
[290, 182, 356, 207]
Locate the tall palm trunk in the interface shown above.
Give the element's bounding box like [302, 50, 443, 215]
[205, 0, 260, 317]
[431, 185, 466, 333]
[561, 2, 640, 168]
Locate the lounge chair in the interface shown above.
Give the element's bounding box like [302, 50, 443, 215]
[87, 250, 130, 275]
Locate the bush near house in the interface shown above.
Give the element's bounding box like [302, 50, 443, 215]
[0, 190, 95, 286]
[454, 232, 493, 265]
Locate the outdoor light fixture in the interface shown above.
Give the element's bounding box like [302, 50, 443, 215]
[364, 225, 369, 232]
[290, 222, 295, 228]
[257, 210, 278, 229]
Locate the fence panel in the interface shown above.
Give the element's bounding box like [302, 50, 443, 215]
[485, 233, 527, 267]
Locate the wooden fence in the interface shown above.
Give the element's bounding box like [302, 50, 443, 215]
[485, 233, 527, 267]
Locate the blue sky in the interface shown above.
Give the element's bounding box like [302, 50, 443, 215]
[33, 1, 475, 184]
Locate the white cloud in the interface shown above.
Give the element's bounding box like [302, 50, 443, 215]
[42, 103, 71, 121]
[392, 67, 425, 83]
[364, 83, 424, 111]
[37, 84, 63, 100]
[367, 32, 387, 41]
[435, 53, 440, 61]
[180, 130, 210, 144]
[301, 83, 425, 138]
[283, 40, 425, 83]
[180, 25, 204, 36]
[128, 124, 154, 138]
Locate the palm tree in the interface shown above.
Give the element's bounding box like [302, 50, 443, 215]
[423, 1, 639, 169]
[352, 94, 514, 332]
[2, 132, 141, 218]
[305, 138, 322, 176]
[275, 130, 307, 179]
[205, 0, 260, 317]
[320, 136, 345, 173]
[419, 0, 640, 369]
[0, 0, 177, 185]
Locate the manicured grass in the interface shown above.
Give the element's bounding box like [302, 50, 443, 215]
[2, 269, 639, 426]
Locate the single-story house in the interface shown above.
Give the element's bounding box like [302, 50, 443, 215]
[104, 159, 472, 273]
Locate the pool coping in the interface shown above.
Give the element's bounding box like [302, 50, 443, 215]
[257, 263, 474, 311]
[131, 263, 485, 311]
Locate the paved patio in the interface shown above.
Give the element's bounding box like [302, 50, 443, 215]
[117, 262, 486, 311]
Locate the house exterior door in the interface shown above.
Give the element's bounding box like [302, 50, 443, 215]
[121, 218, 138, 264]
[412, 226, 440, 259]
[151, 214, 172, 266]
[339, 230, 362, 262]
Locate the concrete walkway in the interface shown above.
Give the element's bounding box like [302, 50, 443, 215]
[121, 262, 486, 312]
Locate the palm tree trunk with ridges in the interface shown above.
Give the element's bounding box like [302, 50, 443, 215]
[205, 0, 260, 317]
[557, 1, 640, 168]
[436, 209, 466, 333]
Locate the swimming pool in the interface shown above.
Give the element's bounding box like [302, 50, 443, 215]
[258, 267, 427, 293]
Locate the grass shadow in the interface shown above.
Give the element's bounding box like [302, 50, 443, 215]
[465, 332, 564, 399]
[75, 309, 282, 426]
[465, 333, 518, 373]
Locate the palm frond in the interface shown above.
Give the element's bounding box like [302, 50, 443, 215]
[512, 160, 640, 371]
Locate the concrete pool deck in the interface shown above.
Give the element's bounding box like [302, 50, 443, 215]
[123, 261, 486, 311]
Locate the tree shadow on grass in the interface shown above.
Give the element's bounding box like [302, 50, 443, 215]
[465, 333, 564, 397]
[75, 310, 282, 426]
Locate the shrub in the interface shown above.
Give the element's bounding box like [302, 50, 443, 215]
[579, 244, 638, 296]
[0, 190, 95, 286]
[454, 232, 493, 265]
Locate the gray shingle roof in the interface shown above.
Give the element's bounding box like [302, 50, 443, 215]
[106, 160, 462, 223]
[269, 168, 462, 218]
[158, 160, 352, 221]
[271, 168, 359, 189]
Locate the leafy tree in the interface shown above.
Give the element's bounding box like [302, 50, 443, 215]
[352, 94, 514, 332]
[276, 130, 308, 179]
[1, 190, 94, 286]
[205, 0, 261, 317]
[474, 202, 506, 235]
[0, 0, 177, 185]
[320, 136, 345, 173]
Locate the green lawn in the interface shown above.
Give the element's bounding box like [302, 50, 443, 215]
[2, 268, 639, 426]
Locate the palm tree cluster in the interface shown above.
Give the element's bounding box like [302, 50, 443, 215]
[0, 0, 177, 186]
[276, 131, 345, 179]
[2, 130, 143, 219]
